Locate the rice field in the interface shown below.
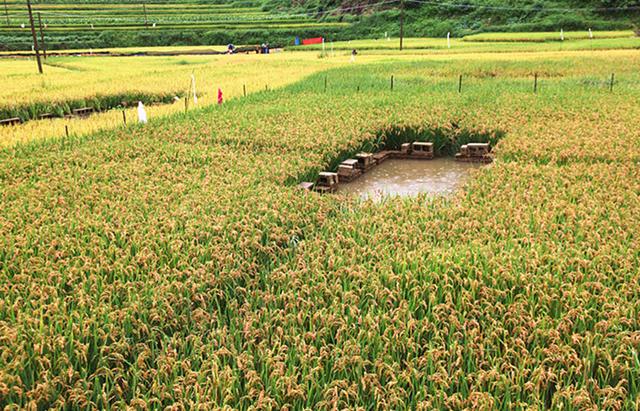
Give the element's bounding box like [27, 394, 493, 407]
[463, 30, 637, 42]
[1, 42, 639, 409]
[1, 1, 322, 28]
[0, 52, 347, 146]
[0, 1, 344, 51]
[2, 33, 640, 148]
[293, 32, 640, 52]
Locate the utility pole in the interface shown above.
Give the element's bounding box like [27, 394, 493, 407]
[37, 12, 46, 60]
[26, 0, 43, 74]
[143, 3, 148, 28]
[399, 0, 404, 51]
[4, 0, 9, 26]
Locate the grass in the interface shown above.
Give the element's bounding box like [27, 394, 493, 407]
[0, 43, 639, 409]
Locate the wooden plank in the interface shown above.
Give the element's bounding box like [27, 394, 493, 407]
[72, 107, 94, 117]
[0, 117, 21, 126]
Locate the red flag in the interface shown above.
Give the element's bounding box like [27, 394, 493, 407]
[217, 88, 223, 105]
[302, 37, 323, 45]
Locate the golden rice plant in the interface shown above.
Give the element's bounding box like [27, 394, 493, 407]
[0, 47, 639, 409]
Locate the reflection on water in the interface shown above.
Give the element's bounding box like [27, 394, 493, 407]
[337, 158, 483, 201]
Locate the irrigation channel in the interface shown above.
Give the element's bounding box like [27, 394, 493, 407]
[337, 157, 484, 201]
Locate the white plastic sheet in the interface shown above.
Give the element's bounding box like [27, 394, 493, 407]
[137, 102, 147, 124]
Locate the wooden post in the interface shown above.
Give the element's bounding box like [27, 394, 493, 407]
[458, 75, 462, 93]
[399, 0, 404, 51]
[324, 76, 327, 92]
[184, 95, 188, 112]
[122, 110, 127, 125]
[534, 73, 538, 94]
[65, 125, 69, 138]
[26, 0, 43, 74]
[243, 84, 246, 97]
[391, 75, 394, 91]
[37, 12, 46, 60]
[609, 73, 615, 92]
[357, 85, 360, 92]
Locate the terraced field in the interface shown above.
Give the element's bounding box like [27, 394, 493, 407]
[2, 1, 320, 27]
[1, 1, 345, 51]
[1, 41, 639, 408]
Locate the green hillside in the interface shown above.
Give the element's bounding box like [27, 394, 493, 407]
[338, 0, 639, 38]
[276, 0, 640, 30]
[1, 0, 638, 51]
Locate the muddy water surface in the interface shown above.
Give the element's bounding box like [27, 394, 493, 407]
[337, 158, 483, 201]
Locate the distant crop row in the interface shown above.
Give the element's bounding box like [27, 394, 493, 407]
[292, 34, 640, 53]
[6, 4, 261, 10]
[1, 92, 179, 123]
[463, 30, 637, 42]
[3, 10, 291, 26]
[3, 15, 297, 25]
[5, 8, 268, 18]
[2, 1, 333, 39]
[1, 22, 344, 33]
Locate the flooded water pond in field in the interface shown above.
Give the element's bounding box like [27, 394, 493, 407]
[337, 158, 484, 201]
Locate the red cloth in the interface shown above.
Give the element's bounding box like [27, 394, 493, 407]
[217, 88, 223, 105]
[302, 37, 324, 45]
